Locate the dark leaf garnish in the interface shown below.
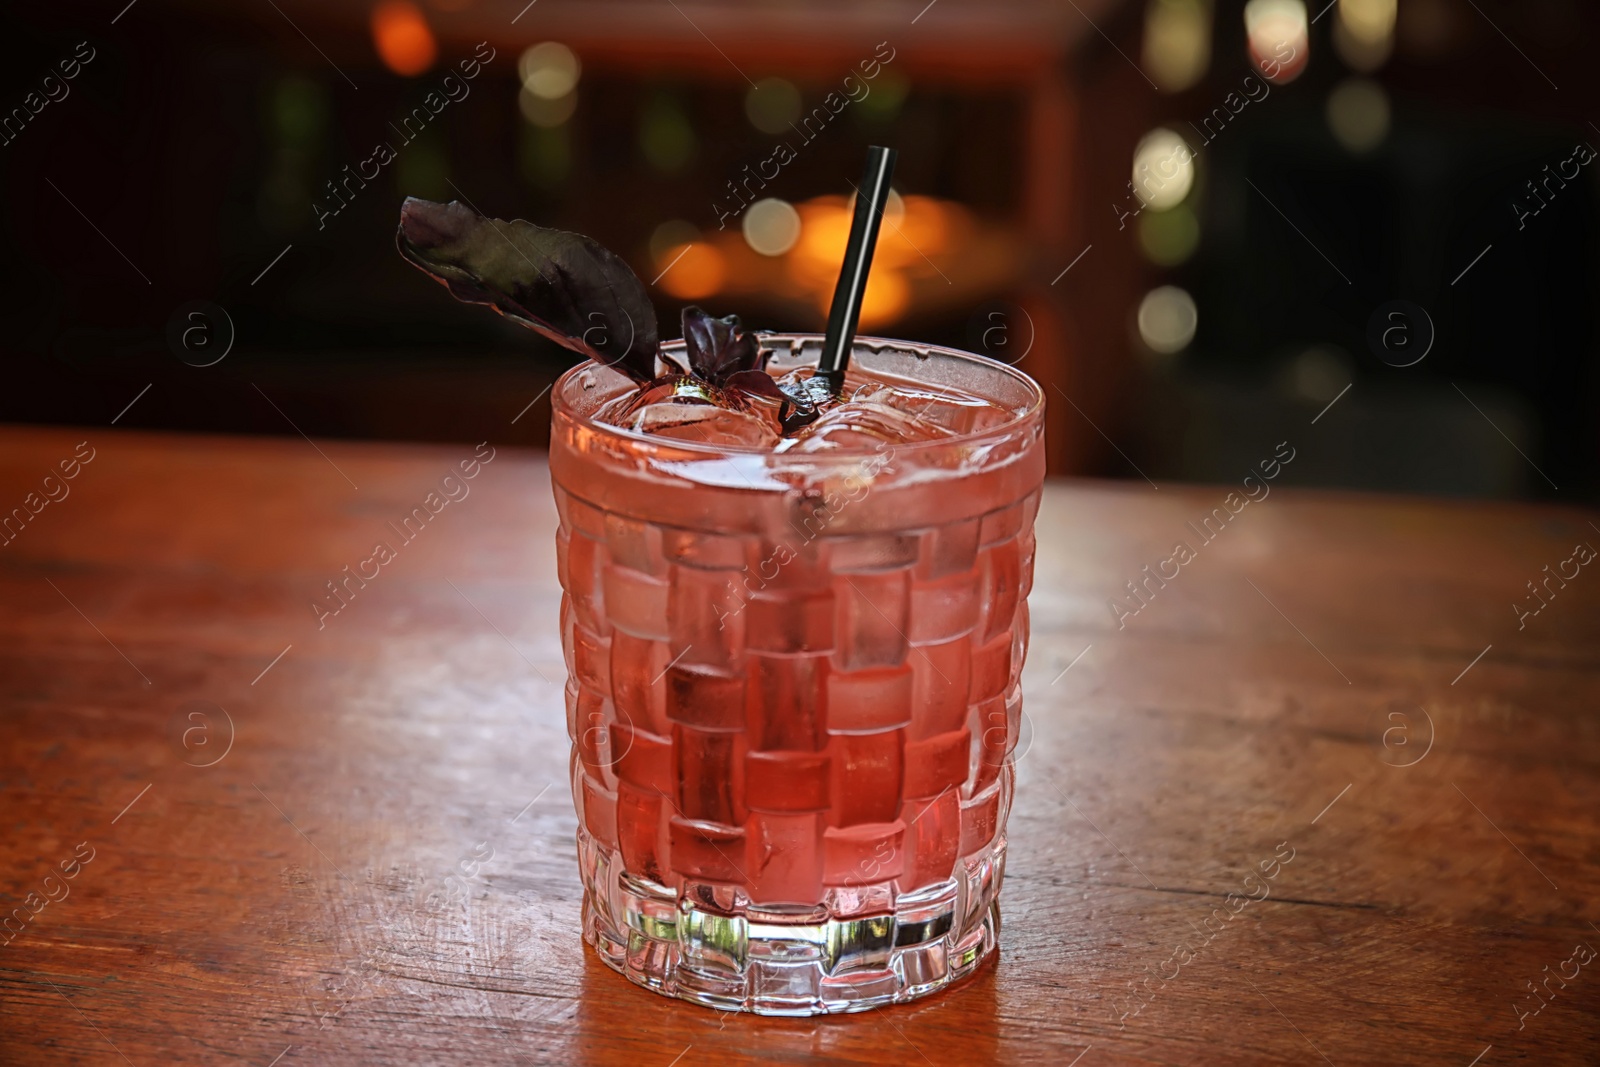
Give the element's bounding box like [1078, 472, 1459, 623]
[681, 306, 761, 385]
[396, 198, 658, 382]
[723, 369, 786, 401]
[395, 200, 828, 431]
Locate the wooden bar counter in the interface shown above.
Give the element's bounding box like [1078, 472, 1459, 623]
[1, 425, 1596, 1065]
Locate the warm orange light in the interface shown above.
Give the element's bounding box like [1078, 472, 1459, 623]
[851, 269, 910, 328]
[861, 270, 910, 327]
[794, 198, 852, 263]
[887, 195, 958, 259]
[791, 194, 963, 279]
[658, 242, 726, 300]
[783, 193, 966, 323]
[372, 1, 437, 77]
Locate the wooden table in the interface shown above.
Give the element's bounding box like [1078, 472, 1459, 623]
[2, 425, 1597, 1066]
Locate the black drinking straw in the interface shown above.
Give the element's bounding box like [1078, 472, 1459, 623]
[816, 145, 898, 395]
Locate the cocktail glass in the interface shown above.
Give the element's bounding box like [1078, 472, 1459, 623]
[551, 334, 1045, 1014]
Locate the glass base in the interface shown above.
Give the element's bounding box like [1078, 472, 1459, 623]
[577, 829, 1004, 1016]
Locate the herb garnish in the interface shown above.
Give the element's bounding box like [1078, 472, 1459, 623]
[397, 198, 821, 425]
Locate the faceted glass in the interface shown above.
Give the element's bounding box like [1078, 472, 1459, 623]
[551, 334, 1045, 1014]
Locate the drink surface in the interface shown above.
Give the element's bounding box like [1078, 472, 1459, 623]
[590, 362, 1019, 453]
[552, 335, 1044, 1013]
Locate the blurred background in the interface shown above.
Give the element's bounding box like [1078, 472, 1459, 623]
[3, 0, 1596, 499]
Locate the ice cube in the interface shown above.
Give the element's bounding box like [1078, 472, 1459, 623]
[730, 391, 788, 440]
[780, 398, 955, 453]
[897, 392, 1002, 434]
[855, 383, 1010, 436]
[633, 403, 781, 448]
[593, 377, 712, 428]
[594, 375, 786, 447]
[592, 368, 1011, 452]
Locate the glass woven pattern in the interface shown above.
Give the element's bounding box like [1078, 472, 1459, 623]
[556, 477, 1039, 1013]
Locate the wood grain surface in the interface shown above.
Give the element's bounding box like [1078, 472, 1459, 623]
[1, 424, 1597, 1066]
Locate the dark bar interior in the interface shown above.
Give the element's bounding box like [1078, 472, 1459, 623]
[6, 0, 1595, 498]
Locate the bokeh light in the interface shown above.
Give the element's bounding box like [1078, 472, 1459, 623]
[845, 187, 907, 229]
[639, 92, 695, 173]
[1335, 0, 1397, 71]
[519, 43, 580, 100]
[657, 242, 726, 300]
[1327, 78, 1390, 153]
[519, 86, 577, 127]
[856, 71, 909, 122]
[745, 78, 801, 135]
[258, 75, 328, 232]
[884, 188, 906, 226]
[1143, 0, 1212, 93]
[776, 192, 965, 326]
[1280, 345, 1353, 404]
[793, 197, 854, 280]
[271, 75, 326, 141]
[1137, 286, 1198, 354]
[857, 269, 909, 328]
[1138, 204, 1200, 266]
[795, 191, 942, 272]
[1132, 128, 1195, 211]
[1339, 0, 1397, 48]
[883, 193, 957, 261]
[394, 130, 449, 199]
[371, 1, 437, 77]
[742, 198, 802, 257]
[1244, 0, 1308, 83]
[649, 220, 699, 263]
[518, 123, 569, 188]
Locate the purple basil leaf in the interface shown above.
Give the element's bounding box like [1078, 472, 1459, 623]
[681, 306, 760, 385]
[723, 369, 786, 401]
[397, 198, 658, 381]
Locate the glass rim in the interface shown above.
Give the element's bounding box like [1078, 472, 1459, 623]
[551, 331, 1046, 459]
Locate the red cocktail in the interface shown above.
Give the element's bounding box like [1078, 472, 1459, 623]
[551, 334, 1044, 1014]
